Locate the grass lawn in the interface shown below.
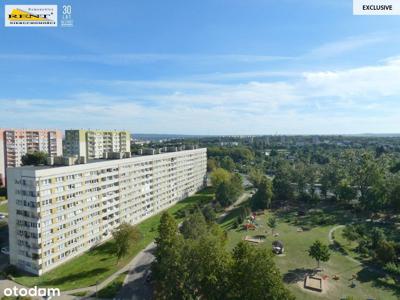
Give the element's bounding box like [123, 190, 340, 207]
[220, 203, 399, 300]
[0, 202, 8, 213]
[97, 271, 127, 299]
[12, 187, 214, 291]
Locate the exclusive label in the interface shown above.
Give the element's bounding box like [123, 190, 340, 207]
[353, 0, 400, 15]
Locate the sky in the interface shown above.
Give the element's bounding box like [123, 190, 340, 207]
[1, 0, 400, 135]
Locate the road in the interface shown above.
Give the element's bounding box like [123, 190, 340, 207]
[116, 242, 155, 300]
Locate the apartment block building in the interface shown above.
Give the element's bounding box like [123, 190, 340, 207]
[0, 129, 63, 186]
[64, 130, 130, 160]
[7, 148, 207, 275]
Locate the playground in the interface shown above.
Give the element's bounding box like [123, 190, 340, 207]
[220, 204, 399, 300]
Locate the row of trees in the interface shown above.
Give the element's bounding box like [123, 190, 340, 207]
[152, 212, 294, 300]
[250, 150, 400, 214]
[342, 224, 400, 266]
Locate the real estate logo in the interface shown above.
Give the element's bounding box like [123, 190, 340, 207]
[5, 5, 58, 27]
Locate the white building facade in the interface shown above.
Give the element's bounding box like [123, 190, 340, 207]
[7, 148, 207, 275]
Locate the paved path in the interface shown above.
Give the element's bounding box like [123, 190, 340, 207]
[328, 225, 362, 266]
[59, 243, 156, 299]
[116, 243, 155, 300]
[328, 224, 388, 276]
[328, 225, 345, 244]
[217, 190, 253, 222]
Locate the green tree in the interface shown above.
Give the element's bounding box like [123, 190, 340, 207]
[272, 162, 294, 201]
[230, 173, 244, 199]
[337, 179, 356, 203]
[390, 180, 400, 212]
[221, 156, 236, 172]
[342, 225, 360, 245]
[375, 240, 396, 264]
[248, 168, 264, 187]
[308, 240, 330, 269]
[210, 168, 231, 187]
[21, 151, 48, 166]
[350, 152, 382, 209]
[152, 212, 184, 299]
[215, 174, 243, 208]
[180, 212, 208, 239]
[370, 227, 386, 249]
[202, 205, 216, 222]
[267, 216, 277, 235]
[207, 158, 218, 172]
[216, 181, 234, 207]
[181, 225, 231, 299]
[112, 223, 141, 264]
[229, 241, 294, 300]
[251, 177, 273, 210]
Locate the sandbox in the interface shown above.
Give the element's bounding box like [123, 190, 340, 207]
[304, 275, 323, 292]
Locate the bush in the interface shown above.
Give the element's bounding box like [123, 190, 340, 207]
[375, 240, 397, 264]
[384, 262, 400, 277]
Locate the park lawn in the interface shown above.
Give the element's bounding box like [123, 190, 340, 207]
[221, 206, 399, 300]
[0, 202, 7, 213]
[13, 187, 214, 291]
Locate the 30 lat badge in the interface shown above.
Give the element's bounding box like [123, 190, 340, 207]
[61, 4, 73, 27]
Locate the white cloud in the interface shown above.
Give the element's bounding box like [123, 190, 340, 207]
[2, 53, 400, 134]
[306, 34, 388, 58]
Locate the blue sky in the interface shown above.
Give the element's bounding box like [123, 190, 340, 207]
[1, 0, 400, 135]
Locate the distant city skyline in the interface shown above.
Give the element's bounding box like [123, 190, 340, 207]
[1, 0, 400, 134]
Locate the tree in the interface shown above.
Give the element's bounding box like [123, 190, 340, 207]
[180, 212, 208, 239]
[215, 174, 243, 208]
[272, 162, 294, 201]
[181, 225, 231, 299]
[390, 180, 400, 212]
[267, 216, 277, 235]
[251, 177, 273, 210]
[370, 227, 386, 249]
[350, 152, 382, 208]
[216, 181, 234, 207]
[308, 240, 330, 269]
[337, 179, 356, 203]
[112, 223, 141, 264]
[202, 205, 216, 222]
[230, 173, 244, 199]
[342, 225, 360, 245]
[248, 168, 264, 187]
[207, 158, 218, 172]
[152, 212, 184, 299]
[365, 179, 389, 214]
[220, 156, 236, 172]
[375, 240, 396, 264]
[210, 168, 231, 187]
[229, 241, 294, 300]
[21, 151, 48, 166]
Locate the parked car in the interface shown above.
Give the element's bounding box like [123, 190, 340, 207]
[0, 214, 5, 219]
[1, 247, 9, 255]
